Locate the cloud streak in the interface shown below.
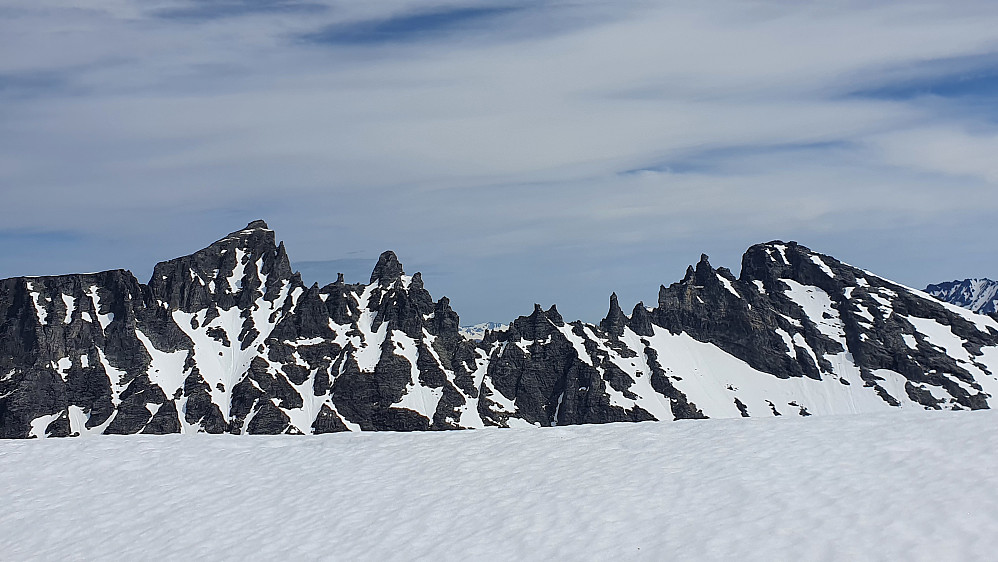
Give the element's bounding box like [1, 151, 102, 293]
[301, 5, 523, 45]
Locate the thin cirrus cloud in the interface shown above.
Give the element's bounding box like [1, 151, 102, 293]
[153, 0, 329, 21]
[621, 141, 858, 176]
[300, 5, 524, 45]
[2, 0, 998, 323]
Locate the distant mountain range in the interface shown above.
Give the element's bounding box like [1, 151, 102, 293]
[458, 322, 509, 341]
[926, 279, 998, 315]
[2, 220, 998, 438]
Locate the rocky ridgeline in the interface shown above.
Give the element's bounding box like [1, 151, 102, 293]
[927, 279, 998, 315]
[2, 222, 998, 438]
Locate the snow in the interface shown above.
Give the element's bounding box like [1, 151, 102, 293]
[792, 332, 820, 367]
[454, 348, 492, 428]
[96, 348, 127, 407]
[635, 324, 908, 418]
[906, 315, 984, 374]
[782, 280, 843, 341]
[390, 330, 443, 420]
[288, 337, 325, 347]
[854, 302, 875, 322]
[558, 324, 593, 367]
[61, 294, 75, 324]
[4, 411, 998, 560]
[809, 255, 835, 278]
[905, 315, 998, 400]
[481, 368, 518, 415]
[26, 413, 59, 438]
[52, 357, 72, 380]
[927, 279, 998, 314]
[600, 328, 679, 421]
[352, 284, 389, 371]
[864, 276, 998, 336]
[774, 327, 796, 358]
[65, 404, 117, 436]
[25, 282, 48, 325]
[85, 285, 114, 331]
[932, 296, 998, 335]
[135, 329, 189, 397]
[717, 274, 740, 298]
[226, 248, 247, 292]
[772, 244, 789, 265]
[354, 317, 388, 371]
[459, 322, 509, 340]
[165, 274, 297, 429]
[963, 279, 998, 311]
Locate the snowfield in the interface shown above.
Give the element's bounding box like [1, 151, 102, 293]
[3, 412, 998, 561]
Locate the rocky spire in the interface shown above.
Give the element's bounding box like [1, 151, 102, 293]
[600, 292, 627, 337]
[683, 265, 696, 283]
[628, 302, 654, 336]
[694, 253, 713, 284]
[431, 296, 461, 336]
[508, 304, 564, 341]
[546, 305, 564, 327]
[370, 251, 404, 284]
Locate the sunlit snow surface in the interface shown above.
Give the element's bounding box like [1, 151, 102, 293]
[3, 412, 998, 561]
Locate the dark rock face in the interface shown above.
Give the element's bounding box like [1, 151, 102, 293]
[3, 225, 998, 439]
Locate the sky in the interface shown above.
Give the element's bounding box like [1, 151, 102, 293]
[2, 0, 998, 324]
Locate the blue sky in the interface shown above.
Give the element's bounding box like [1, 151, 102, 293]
[2, 0, 998, 324]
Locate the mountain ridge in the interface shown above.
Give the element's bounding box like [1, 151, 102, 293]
[2, 221, 997, 438]
[927, 278, 998, 315]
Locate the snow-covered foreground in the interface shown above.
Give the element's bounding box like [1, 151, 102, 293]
[3, 413, 998, 561]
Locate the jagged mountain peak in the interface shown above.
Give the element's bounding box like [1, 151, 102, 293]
[5, 222, 998, 439]
[507, 304, 565, 341]
[629, 301, 654, 336]
[738, 240, 857, 291]
[147, 220, 295, 314]
[370, 250, 405, 284]
[600, 292, 627, 337]
[211, 220, 277, 250]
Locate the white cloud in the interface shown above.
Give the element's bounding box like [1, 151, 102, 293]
[871, 126, 998, 184]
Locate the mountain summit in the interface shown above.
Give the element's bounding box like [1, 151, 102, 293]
[2, 224, 998, 438]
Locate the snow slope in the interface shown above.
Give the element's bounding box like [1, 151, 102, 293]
[3, 411, 998, 561]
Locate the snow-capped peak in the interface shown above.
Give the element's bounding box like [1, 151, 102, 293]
[926, 278, 998, 315]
